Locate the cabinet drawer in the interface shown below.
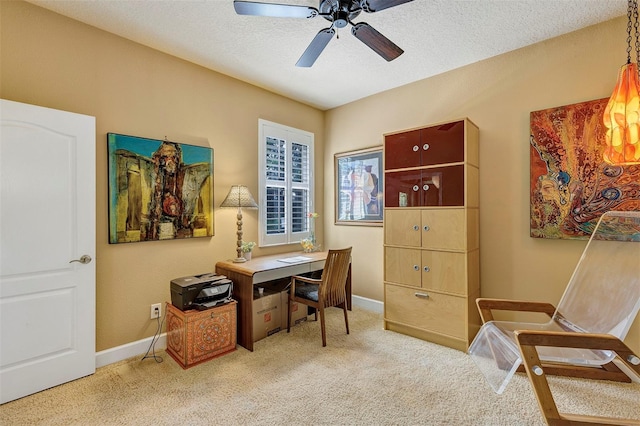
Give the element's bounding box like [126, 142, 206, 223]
[385, 247, 422, 287]
[422, 250, 467, 295]
[385, 284, 466, 339]
[421, 209, 465, 250]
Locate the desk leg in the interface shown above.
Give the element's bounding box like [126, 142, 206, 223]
[215, 267, 254, 352]
[346, 264, 352, 311]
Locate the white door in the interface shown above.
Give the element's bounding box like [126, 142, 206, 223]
[0, 99, 96, 404]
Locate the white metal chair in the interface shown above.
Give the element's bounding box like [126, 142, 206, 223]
[468, 210, 640, 425]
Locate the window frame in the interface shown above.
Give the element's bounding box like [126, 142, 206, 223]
[258, 119, 314, 247]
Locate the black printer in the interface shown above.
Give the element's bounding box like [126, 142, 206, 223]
[170, 273, 233, 311]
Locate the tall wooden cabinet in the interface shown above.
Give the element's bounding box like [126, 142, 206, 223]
[383, 118, 480, 351]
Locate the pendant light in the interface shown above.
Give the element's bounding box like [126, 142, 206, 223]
[603, 0, 640, 165]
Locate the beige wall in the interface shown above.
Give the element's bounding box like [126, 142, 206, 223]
[324, 16, 639, 352]
[1, 1, 325, 351]
[2, 1, 638, 354]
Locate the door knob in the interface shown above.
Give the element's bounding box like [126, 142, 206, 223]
[69, 255, 92, 264]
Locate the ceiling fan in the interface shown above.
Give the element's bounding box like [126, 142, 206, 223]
[233, 0, 414, 67]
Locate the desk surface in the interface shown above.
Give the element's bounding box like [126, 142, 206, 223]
[216, 250, 329, 277]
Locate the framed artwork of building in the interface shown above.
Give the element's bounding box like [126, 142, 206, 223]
[334, 146, 383, 226]
[107, 133, 214, 243]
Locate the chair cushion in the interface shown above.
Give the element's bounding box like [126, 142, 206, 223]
[295, 283, 318, 302]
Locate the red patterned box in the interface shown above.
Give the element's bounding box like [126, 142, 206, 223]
[165, 300, 237, 369]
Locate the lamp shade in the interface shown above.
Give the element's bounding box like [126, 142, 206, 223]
[220, 185, 258, 208]
[603, 62, 640, 165]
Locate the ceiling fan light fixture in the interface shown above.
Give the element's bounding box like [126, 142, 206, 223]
[334, 10, 349, 28]
[233, 0, 413, 66]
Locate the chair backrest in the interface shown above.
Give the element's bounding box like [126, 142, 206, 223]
[553, 211, 640, 339]
[319, 247, 352, 307]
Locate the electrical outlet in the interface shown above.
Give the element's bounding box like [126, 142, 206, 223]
[150, 303, 161, 320]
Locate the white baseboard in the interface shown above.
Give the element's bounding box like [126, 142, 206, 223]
[96, 334, 166, 368]
[95, 296, 384, 368]
[352, 295, 383, 313]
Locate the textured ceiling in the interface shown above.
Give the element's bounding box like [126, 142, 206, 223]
[27, 0, 627, 110]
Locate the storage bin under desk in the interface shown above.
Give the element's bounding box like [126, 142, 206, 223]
[165, 301, 237, 369]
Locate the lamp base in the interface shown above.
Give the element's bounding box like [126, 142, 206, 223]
[232, 257, 247, 263]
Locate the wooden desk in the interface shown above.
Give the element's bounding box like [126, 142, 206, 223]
[215, 251, 352, 351]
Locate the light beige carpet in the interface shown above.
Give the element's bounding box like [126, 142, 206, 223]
[1, 307, 639, 425]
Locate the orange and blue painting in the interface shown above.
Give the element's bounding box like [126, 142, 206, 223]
[108, 133, 213, 244]
[530, 98, 640, 239]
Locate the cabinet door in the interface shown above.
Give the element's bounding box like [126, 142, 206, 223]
[420, 120, 465, 166]
[422, 250, 467, 295]
[384, 169, 422, 207]
[421, 209, 466, 250]
[385, 209, 421, 247]
[385, 129, 421, 169]
[421, 165, 465, 206]
[385, 247, 422, 287]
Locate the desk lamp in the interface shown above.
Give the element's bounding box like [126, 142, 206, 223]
[220, 185, 258, 263]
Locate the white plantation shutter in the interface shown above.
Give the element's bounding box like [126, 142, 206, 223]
[259, 120, 314, 246]
[265, 136, 286, 237]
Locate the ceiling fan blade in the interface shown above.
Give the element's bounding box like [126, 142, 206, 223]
[234, 1, 319, 18]
[361, 0, 414, 13]
[296, 28, 335, 67]
[351, 22, 403, 61]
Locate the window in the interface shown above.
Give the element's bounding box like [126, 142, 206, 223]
[258, 119, 314, 247]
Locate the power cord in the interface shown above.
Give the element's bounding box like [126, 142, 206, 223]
[141, 308, 166, 363]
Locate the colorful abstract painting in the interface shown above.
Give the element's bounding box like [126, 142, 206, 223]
[530, 98, 640, 239]
[108, 133, 213, 244]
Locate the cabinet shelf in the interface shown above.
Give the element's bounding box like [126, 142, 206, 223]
[383, 161, 467, 173]
[383, 280, 474, 298]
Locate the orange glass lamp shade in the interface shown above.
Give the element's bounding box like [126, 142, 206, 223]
[603, 62, 640, 165]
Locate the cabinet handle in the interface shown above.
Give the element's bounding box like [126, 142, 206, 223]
[423, 143, 430, 151]
[423, 225, 430, 231]
[423, 184, 430, 191]
[423, 266, 430, 272]
[412, 145, 419, 152]
[412, 185, 419, 192]
[415, 292, 430, 299]
[413, 225, 419, 231]
[413, 265, 419, 271]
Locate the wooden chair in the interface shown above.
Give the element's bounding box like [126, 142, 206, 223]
[516, 331, 640, 425]
[287, 247, 352, 347]
[468, 211, 640, 425]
